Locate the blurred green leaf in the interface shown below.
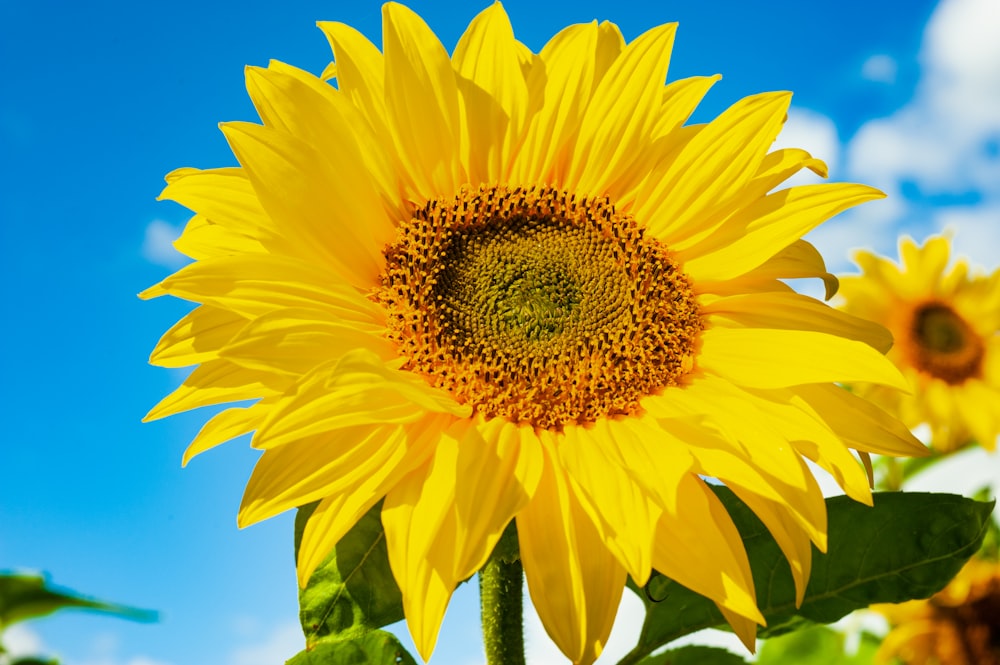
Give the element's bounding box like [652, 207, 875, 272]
[756, 625, 879, 665]
[10, 658, 61, 665]
[0, 572, 158, 630]
[629, 491, 992, 658]
[294, 501, 404, 647]
[637, 645, 750, 664]
[284, 630, 418, 665]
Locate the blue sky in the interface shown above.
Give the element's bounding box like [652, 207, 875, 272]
[1, 0, 998, 663]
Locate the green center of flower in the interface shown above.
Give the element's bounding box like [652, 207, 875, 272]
[377, 184, 702, 430]
[910, 302, 984, 384]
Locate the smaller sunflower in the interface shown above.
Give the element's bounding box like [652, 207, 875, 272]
[875, 557, 1000, 665]
[838, 236, 1000, 452]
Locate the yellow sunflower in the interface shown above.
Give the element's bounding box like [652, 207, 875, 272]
[143, 3, 925, 662]
[838, 236, 1000, 453]
[875, 557, 1000, 665]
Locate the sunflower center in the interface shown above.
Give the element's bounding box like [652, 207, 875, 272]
[909, 302, 984, 385]
[377, 184, 702, 430]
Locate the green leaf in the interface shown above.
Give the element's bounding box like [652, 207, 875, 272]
[631, 491, 993, 656]
[10, 658, 61, 665]
[295, 501, 404, 646]
[756, 625, 880, 665]
[284, 630, 418, 665]
[638, 644, 750, 665]
[0, 572, 158, 630]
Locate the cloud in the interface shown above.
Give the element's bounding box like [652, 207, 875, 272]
[861, 54, 898, 84]
[141, 220, 187, 270]
[227, 621, 303, 665]
[13, 631, 176, 665]
[933, 204, 1000, 271]
[2, 624, 45, 659]
[840, 0, 1000, 269]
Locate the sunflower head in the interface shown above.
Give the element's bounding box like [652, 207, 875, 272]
[876, 557, 1000, 665]
[838, 235, 1000, 453]
[143, 3, 926, 662]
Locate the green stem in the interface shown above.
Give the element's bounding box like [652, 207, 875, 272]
[480, 541, 526, 665]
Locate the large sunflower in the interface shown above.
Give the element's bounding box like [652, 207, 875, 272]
[143, 4, 925, 662]
[838, 236, 1000, 453]
[875, 557, 1000, 665]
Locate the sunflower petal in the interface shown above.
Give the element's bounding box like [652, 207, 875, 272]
[683, 183, 885, 283]
[183, 403, 266, 466]
[653, 474, 764, 625]
[698, 327, 910, 390]
[793, 384, 928, 456]
[253, 349, 469, 449]
[382, 2, 464, 198]
[149, 305, 248, 368]
[219, 307, 391, 376]
[703, 292, 893, 353]
[453, 2, 528, 182]
[568, 23, 678, 196]
[518, 448, 625, 665]
[638, 92, 791, 239]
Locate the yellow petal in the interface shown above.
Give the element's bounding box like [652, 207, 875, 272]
[449, 419, 542, 578]
[149, 305, 248, 368]
[219, 307, 391, 376]
[737, 239, 839, 300]
[638, 92, 791, 240]
[652, 474, 764, 625]
[173, 214, 266, 260]
[294, 415, 452, 586]
[139, 254, 382, 322]
[514, 22, 598, 184]
[253, 349, 470, 449]
[220, 121, 386, 287]
[683, 183, 884, 283]
[568, 23, 678, 197]
[651, 75, 721, 139]
[719, 607, 760, 652]
[698, 327, 910, 390]
[183, 403, 267, 466]
[144, 359, 286, 422]
[726, 490, 814, 606]
[158, 167, 276, 239]
[655, 416, 828, 550]
[452, 1, 528, 183]
[241, 424, 411, 527]
[316, 20, 387, 131]
[793, 384, 928, 457]
[703, 292, 893, 353]
[251, 60, 405, 224]
[518, 446, 625, 665]
[557, 421, 661, 583]
[382, 2, 464, 199]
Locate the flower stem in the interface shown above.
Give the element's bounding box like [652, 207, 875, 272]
[480, 526, 525, 665]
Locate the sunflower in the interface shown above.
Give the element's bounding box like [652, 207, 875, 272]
[143, 4, 925, 662]
[875, 557, 1000, 665]
[838, 236, 1000, 453]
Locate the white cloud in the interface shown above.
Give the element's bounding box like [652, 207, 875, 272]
[227, 621, 303, 665]
[933, 205, 1000, 272]
[2, 624, 45, 659]
[141, 220, 187, 270]
[843, 0, 1000, 265]
[861, 54, 898, 84]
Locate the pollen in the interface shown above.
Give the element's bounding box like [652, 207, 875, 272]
[376, 184, 702, 430]
[908, 301, 984, 385]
